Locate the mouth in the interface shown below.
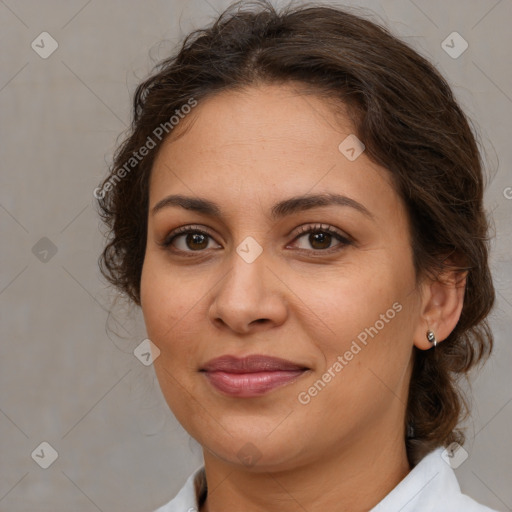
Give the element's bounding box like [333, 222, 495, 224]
[200, 354, 310, 397]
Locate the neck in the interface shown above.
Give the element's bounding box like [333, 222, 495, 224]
[199, 429, 411, 512]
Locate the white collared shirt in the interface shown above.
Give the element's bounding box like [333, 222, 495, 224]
[153, 447, 499, 512]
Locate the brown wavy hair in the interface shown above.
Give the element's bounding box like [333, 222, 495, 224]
[96, 0, 495, 467]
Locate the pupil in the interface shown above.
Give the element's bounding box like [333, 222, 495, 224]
[309, 232, 331, 249]
[186, 233, 208, 250]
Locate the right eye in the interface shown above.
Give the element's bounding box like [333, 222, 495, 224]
[161, 226, 222, 253]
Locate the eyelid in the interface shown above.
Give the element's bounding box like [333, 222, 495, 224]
[287, 223, 353, 244]
[158, 224, 221, 248]
[158, 222, 353, 253]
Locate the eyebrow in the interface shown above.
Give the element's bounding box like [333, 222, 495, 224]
[151, 193, 374, 220]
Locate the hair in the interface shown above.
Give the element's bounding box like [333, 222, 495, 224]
[96, 0, 495, 467]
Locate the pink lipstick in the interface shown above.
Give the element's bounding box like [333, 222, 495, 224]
[200, 355, 309, 397]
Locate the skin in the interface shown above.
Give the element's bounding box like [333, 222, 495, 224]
[140, 83, 465, 512]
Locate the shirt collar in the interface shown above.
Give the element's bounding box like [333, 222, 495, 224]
[155, 447, 496, 512]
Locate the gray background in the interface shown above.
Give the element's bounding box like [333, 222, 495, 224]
[0, 0, 511, 511]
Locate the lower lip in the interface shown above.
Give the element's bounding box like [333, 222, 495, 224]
[203, 370, 306, 397]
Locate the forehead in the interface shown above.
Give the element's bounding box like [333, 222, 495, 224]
[156, 83, 355, 163]
[149, 84, 400, 219]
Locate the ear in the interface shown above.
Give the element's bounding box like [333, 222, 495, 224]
[413, 268, 467, 350]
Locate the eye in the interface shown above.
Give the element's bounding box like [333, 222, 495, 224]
[160, 226, 221, 252]
[289, 224, 352, 251]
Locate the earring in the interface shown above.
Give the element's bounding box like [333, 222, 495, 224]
[426, 330, 437, 347]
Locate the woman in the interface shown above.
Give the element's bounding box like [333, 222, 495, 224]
[96, 1, 499, 510]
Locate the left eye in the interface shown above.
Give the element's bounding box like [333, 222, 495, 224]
[291, 228, 350, 251]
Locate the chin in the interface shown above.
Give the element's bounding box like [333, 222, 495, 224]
[193, 421, 310, 472]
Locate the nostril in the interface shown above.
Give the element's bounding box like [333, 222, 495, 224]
[214, 317, 227, 326]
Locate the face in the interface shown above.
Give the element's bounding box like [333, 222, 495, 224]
[140, 83, 424, 471]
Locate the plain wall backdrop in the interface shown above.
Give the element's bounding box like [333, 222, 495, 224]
[0, 0, 511, 510]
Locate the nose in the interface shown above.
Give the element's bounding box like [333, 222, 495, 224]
[208, 253, 288, 335]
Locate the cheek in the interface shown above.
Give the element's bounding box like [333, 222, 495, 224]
[295, 266, 407, 349]
[294, 280, 415, 435]
[140, 253, 201, 352]
[140, 257, 206, 423]
[290, 252, 417, 407]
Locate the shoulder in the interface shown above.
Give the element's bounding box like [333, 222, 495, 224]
[152, 465, 205, 512]
[370, 447, 499, 512]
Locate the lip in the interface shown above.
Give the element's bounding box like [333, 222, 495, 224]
[200, 355, 309, 397]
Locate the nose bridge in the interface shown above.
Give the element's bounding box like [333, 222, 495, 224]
[209, 246, 287, 332]
[219, 248, 268, 303]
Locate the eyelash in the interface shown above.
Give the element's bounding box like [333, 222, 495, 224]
[159, 223, 353, 254]
[289, 223, 353, 252]
[159, 225, 216, 250]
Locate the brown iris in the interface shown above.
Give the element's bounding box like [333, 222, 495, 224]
[186, 233, 208, 250]
[309, 232, 332, 250]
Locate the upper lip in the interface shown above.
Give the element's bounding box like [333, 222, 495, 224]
[200, 355, 309, 373]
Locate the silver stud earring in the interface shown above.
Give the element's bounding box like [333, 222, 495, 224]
[426, 330, 437, 347]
